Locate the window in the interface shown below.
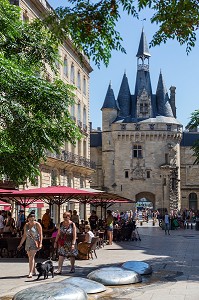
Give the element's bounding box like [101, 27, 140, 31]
[147, 171, 150, 178]
[83, 107, 86, 126]
[77, 103, 81, 122]
[132, 145, 142, 158]
[70, 64, 75, 83]
[83, 76, 86, 95]
[140, 103, 148, 113]
[165, 153, 169, 164]
[125, 171, 129, 178]
[51, 170, 57, 186]
[189, 193, 197, 211]
[77, 71, 81, 90]
[63, 57, 68, 76]
[23, 13, 29, 22]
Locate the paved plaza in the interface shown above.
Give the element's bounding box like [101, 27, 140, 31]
[0, 221, 199, 300]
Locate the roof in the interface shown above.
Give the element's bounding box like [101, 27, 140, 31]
[101, 83, 118, 110]
[136, 29, 151, 58]
[181, 131, 199, 146]
[90, 131, 102, 147]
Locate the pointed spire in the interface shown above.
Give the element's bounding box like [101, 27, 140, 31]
[101, 83, 118, 110]
[156, 72, 174, 117]
[136, 28, 151, 58]
[117, 73, 131, 117]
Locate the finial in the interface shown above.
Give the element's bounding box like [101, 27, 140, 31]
[141, 18, 146, 28]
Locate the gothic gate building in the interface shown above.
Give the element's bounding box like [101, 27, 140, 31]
[90, 30, 199, 213]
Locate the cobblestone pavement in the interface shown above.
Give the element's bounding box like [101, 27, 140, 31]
[0, 220, 199, 300]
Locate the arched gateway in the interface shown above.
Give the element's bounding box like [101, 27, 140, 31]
[136, 192, 155, 209]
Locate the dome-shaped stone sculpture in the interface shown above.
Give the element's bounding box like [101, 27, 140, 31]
[61, 277, 106, 293]
[87, 267, 142, 285]
[13, 283, 87, 300]
[122, 261, 152, 275]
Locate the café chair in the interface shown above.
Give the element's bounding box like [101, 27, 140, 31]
[88, 237, 99, 259]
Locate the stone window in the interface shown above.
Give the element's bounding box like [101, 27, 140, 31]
[83, 76, 87, 95]
[140, 103, 148, 113]
[77, 70, 81, 90]
[125, 171, 129, 178]
[189, 193, 197, 211]
[63, 57, 68, 76]
[70, 63, 75, 83]
[132, 145, 142, 158]
[147, 171, 150, 178]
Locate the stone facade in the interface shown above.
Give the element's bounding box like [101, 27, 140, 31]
[90, 31, 199, 213]
[2, 0, 96, 222]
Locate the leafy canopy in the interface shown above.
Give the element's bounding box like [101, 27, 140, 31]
[0, 0, 81, 185]
[46, 0, 199, 67]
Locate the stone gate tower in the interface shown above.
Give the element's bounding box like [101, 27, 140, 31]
[91, 30, 183, 212]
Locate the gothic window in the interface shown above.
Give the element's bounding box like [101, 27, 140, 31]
[147, 171, 150, 178]
[189, 193, 197, 210]
[140, 103, 148, 113]
[63, 57, 68, 76]
[77, 71, 81, 90]
[132, 145, 142, 158]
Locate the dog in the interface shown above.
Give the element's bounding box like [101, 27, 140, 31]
[36, 260, 54, 280]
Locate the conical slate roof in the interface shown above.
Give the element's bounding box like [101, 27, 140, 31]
[101, 83, 118, 110]
[117, 73, 131, 117]
[156, 72, 174, 117]
[136, 29, 151, 58]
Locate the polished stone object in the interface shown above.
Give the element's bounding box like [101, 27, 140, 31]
[61, 277, 106, 293]
[87, 267, 142, 285]
[122, 261, 152, 275]
[13, 282, 88, 300]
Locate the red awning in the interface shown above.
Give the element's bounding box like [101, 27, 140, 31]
[0, 200, 11, 211]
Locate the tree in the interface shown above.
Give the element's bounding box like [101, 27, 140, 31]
[0, 0, 81, 185]
[46, 0, 199, 67]
[186, 110, 199, 164]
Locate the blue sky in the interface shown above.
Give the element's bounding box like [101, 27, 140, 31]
[48, 1, 198, 130]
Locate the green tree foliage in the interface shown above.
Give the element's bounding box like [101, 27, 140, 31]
[0, 0, 81, 184]
[46, 0, 199, 67]
[186, 110, 199, 164]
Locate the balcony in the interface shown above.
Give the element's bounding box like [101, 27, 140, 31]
[46, 150, 96, 170]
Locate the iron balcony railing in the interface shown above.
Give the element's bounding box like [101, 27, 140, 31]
[46, 150, 96, 170]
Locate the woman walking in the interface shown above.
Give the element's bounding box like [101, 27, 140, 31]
[54, 211, 78, 274]
[17, 212, 43, 278]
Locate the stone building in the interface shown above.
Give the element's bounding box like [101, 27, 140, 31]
[90, 30, 199, 213]
[2, 0, 95, 221]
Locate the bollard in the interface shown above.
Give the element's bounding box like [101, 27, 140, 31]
[187, 223, 189, 229]
[152, 221, 155, 226]
[191, 223, 193, 229]
[140, 221, 143, 226]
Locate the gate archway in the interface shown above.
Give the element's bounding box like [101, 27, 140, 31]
[135, 192, 155, 209]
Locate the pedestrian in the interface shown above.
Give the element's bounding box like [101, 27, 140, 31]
[164, 211, 170, 235]
[54, 211, 78, 274]
[41, 208, 51, 230]
[106, 210, 114, 245]
[17, 212, 43, 278]
[88, 210, 98, 231]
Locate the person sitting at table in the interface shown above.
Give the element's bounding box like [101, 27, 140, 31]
[3, 212, 16, 235]
[71, 210, 79, 228]
[17, 212, 43, 278]
[77, 224, 94, 260]
[41, 209, 51, 231]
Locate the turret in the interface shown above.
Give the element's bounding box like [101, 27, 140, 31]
[156, 71, 174, 117]
[169, 86, 176, 118]
[101, 82, 118, 131]
[117, 73, 131, 117]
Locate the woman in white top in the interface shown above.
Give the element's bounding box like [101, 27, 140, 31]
[77, 224, 94, 259]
